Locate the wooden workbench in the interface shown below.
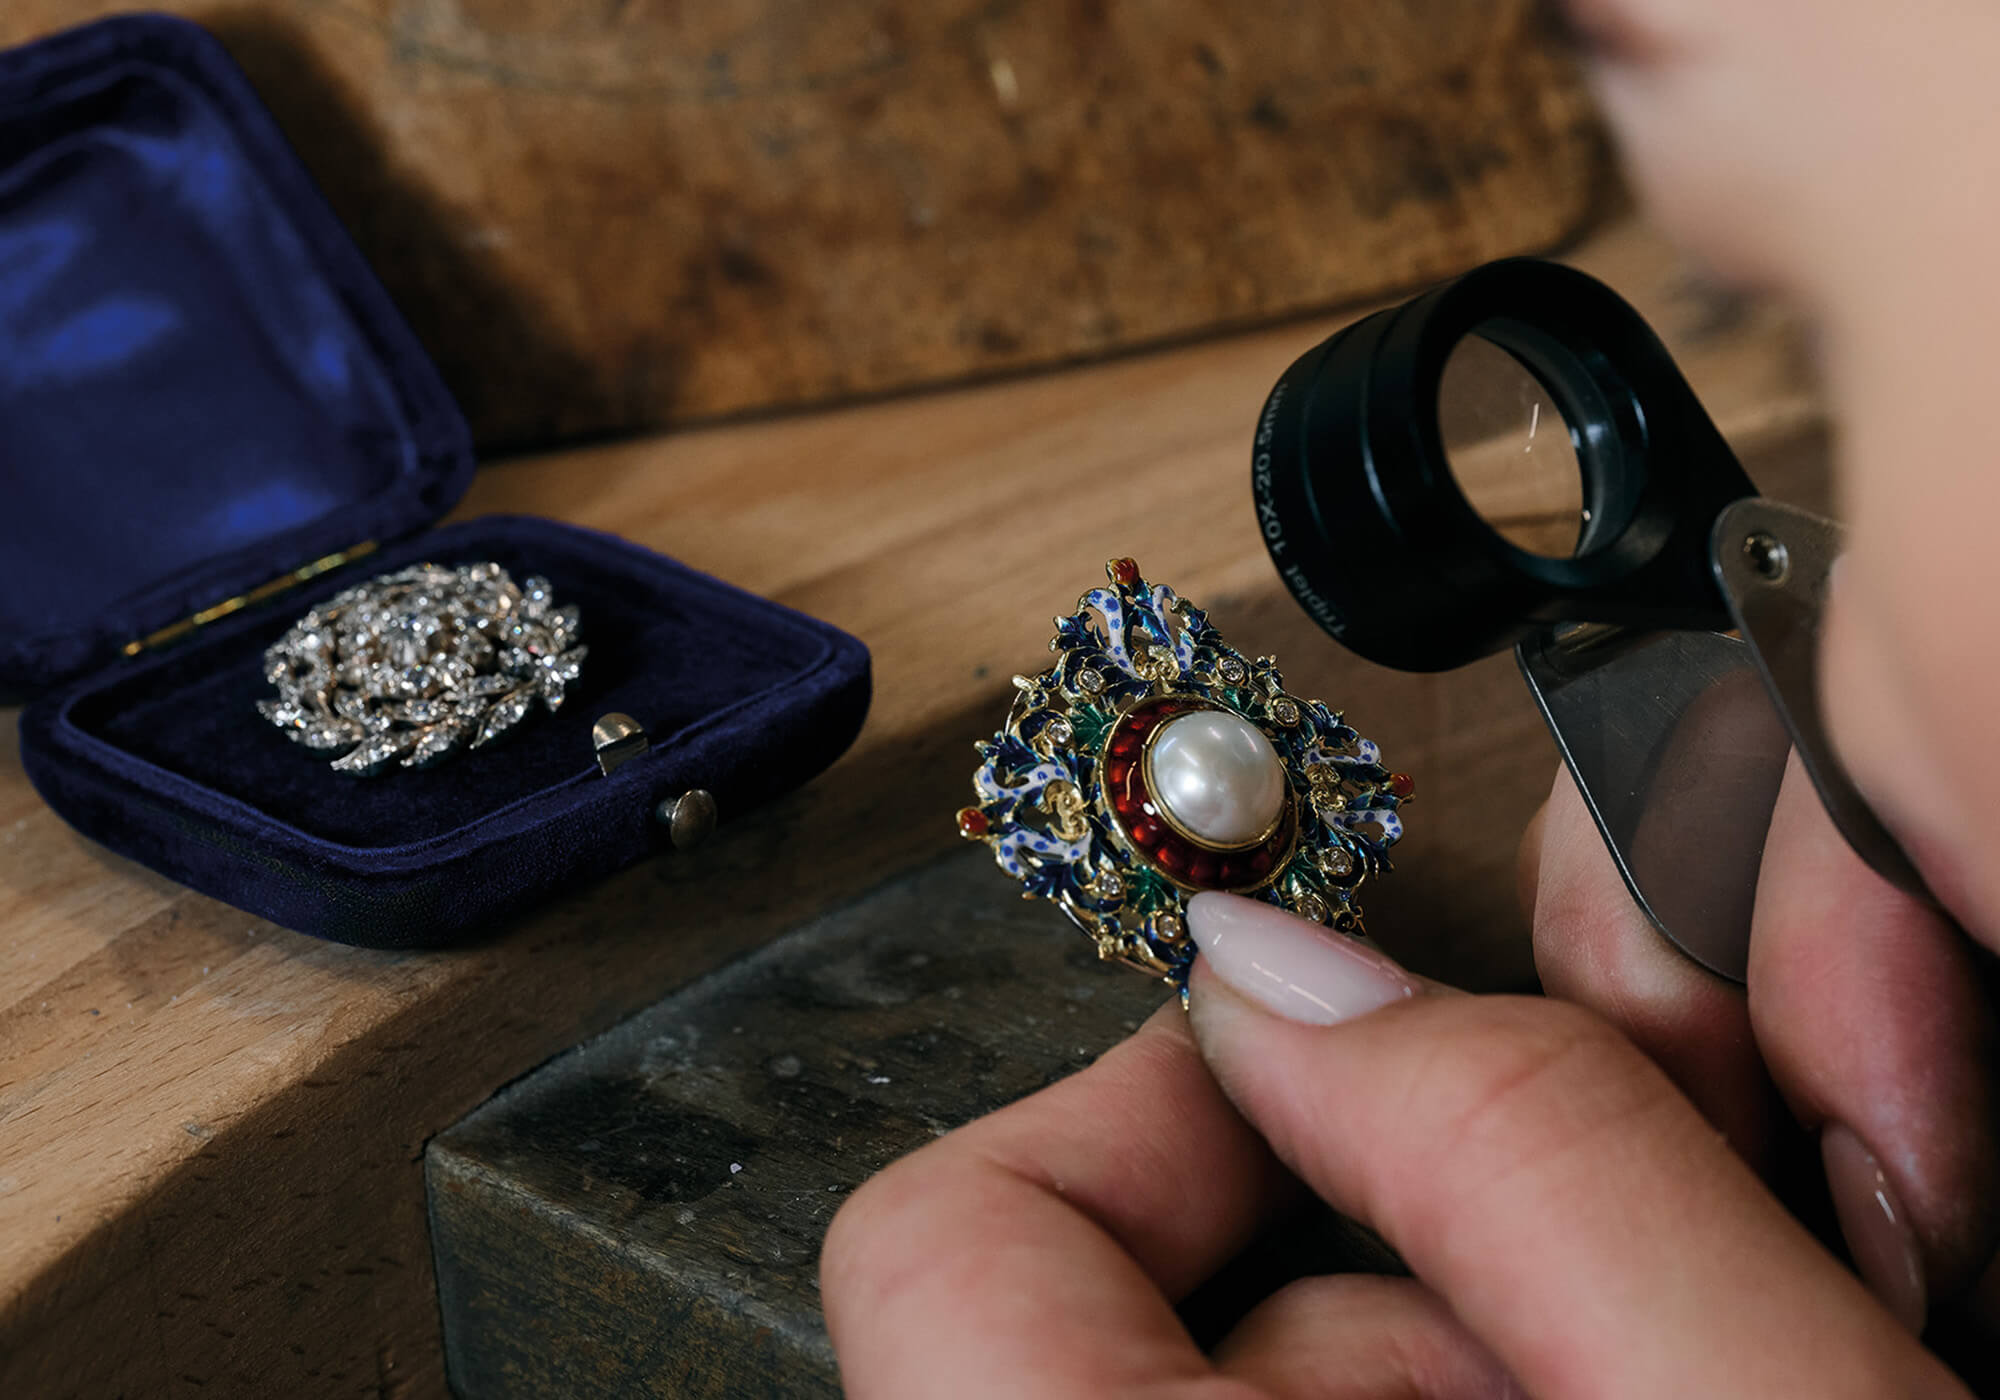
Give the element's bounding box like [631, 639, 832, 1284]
[0, 218, 1823, 1396]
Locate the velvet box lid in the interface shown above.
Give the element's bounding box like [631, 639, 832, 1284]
[3, 15, 871, 947]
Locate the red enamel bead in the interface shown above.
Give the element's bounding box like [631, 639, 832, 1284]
[1189, 852, 1220, 886]
[1218, 856, 1251, 886]
[1109, 731, 1140, 757]
[1155, 841, 1191, 876]
[1248, 847, 1275, 875]
[1128, 816, 1166, 849]
[957, 807, 988, 838]
[1109, 557, 1139, 586]
[1388, 772, 1416, 799]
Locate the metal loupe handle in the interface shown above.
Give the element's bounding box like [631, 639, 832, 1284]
[1254, 259, 1928, 981]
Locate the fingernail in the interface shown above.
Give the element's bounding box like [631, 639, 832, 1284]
[1821, 1122, 1927, 1332]
[1187, 892, 1420, 1026]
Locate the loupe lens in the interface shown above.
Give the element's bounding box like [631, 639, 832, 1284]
[1251, 259, 1760, 671]
[1437, 332, 1587, 559]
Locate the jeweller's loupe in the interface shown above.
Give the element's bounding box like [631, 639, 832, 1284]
[1252, 258, 1927, 982]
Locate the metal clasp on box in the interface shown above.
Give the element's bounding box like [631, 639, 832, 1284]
[591, 712, 717, 851]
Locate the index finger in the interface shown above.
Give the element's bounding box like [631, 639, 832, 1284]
[1184, 952, 1967, 1398]
[819, 1000, 1293, 1399]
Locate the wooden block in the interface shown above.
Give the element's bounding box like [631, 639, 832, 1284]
[428, 847, 1400, 1397]
[2, 1, 1605, 448]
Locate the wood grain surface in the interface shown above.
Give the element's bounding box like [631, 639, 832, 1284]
[0, 219, 1823, 1397]
[4, 0, 1606, 448]
[428, 848, 1403, 1399]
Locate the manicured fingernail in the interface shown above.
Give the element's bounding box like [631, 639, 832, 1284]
[1822, 1122, 1927, 1332]
[1187, 892, 1420, 1026]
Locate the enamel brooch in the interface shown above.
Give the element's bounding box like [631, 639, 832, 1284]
[958, 559, 1410, 991]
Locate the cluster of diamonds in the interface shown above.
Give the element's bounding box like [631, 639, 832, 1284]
[257, 562, 586, 775]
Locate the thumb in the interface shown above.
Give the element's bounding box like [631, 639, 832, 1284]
[1181, 893, 1966, 1400]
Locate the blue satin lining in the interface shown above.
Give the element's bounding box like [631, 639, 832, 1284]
[0, 62, 407, 635]
[0, 17, 471, 694]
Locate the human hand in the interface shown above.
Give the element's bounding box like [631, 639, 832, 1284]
[1526, 0, 2000, 1342]
[1560, 4, 2000, 937]
[1523, 758, 1997, 1335]
[822, 894, 1967, 1398]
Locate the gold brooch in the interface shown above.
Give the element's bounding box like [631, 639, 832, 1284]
[958, 559, 1410, 990]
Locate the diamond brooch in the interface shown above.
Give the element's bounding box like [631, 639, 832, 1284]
[257, 562, 586, 775]
[958, 558, 1411, 991]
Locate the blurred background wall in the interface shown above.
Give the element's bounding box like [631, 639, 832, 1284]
[3, 1, 1607, 451]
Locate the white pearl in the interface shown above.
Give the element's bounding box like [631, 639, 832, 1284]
[1146, 710, 1286, 848]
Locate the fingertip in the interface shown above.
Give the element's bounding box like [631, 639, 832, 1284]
[1750, 753, 2000, 1302]
[1187, 892, 1422, 1029]
[1823, 1122, 1928, 1334]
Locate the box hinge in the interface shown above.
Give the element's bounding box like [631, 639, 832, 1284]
[120, 541, 379, 657]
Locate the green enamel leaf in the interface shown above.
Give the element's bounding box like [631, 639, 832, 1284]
[1124, 866, 1177, 915]
[1069, 702, 1116, 753]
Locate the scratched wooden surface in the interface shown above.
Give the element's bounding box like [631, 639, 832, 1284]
[0, 218, 1823, 1397]
[3, 0, 1605, 449]
[427, 850, 1174, 1400]
[428, 848, 1406, 1399]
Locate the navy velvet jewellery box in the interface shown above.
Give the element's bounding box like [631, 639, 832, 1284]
[1, 16, 872, 947]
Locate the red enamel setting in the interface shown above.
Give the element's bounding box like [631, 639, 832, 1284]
[1109, 557, 1140, 586]
[1098, 697, 1295, 894]
[957, 807, 989, 838]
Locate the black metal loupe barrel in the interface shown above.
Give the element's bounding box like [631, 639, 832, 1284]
[1252, 259, 1759, 672]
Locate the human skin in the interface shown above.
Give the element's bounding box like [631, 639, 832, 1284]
[822, 956, 1969, 1397]
[1527, 0, 2000, 1336]
[821, 3, 1999, 1393]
